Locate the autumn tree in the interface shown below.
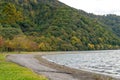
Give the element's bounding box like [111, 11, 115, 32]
[0, 36, 4, 52]
[88, 43, 95, 50]
[4, 35, 38, 52]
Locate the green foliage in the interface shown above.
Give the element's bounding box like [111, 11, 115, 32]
[0, 0, 120, 51]
[0, 27, 22, 39]
[97, 14, 120, 37]
[0, 2, 23, 24]
[85, 13, 120, 37]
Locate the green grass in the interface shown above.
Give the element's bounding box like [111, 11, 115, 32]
[0, 53, 48, 80]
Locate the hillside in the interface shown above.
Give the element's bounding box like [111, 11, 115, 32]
[97, 14, 120, 37]
[0, 0, 120, 51]
[82, 12, 120, 37]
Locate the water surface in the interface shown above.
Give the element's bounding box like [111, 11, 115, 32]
[43, 50, 120, 78]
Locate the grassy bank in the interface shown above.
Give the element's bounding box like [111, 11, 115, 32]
[0, 53, 48, 80]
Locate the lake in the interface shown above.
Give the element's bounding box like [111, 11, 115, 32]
[43, 50, 120, 78]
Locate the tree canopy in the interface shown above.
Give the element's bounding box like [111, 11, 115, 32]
[0, 0, 120, 51]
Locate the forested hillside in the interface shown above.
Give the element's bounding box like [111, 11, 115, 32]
[83, 12, 120, 37]
[97, 14, 120, 37]
[0, 0, 120, 51]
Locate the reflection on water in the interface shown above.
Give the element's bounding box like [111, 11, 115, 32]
[43, 50, 120, 78]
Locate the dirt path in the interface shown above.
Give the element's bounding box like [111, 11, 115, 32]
[6, 54, 78, 80]
[6, 52, 118, 80]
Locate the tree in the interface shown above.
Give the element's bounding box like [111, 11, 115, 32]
[0, 36, 4, 52]
[38, 42, 51, 51]
[4, 35, 38, 52]
[71, 36, 82, 45]
[88, 43, 95, 50]
[0, 3, 23, 24]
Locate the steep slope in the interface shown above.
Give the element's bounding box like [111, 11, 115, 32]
[97, 14, 120, 37]
[0, 0, 120, 51]
[83, 12, 120, 38]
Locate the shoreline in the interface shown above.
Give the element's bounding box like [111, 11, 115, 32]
[6, 52, 119, 80]
[35, 53, 117, 80]
[40, 52, 120, 79]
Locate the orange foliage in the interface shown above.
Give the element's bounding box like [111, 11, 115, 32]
[0, 36, 4, 47]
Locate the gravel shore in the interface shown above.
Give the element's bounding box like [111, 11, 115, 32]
[6, 52, 118, 80]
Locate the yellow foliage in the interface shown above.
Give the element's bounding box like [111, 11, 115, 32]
[98, 38, 103, 43]
[88, 43, 95, 49]
[5, 35, 38, 51]
[0, 3, 23, 24]
[71, 36, 82, 45]
[38, 42, 51, 51]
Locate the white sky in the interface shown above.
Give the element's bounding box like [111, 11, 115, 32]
[58, 0, 120, 15]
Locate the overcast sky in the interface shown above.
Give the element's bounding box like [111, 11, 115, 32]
[59, 0, 120, 15]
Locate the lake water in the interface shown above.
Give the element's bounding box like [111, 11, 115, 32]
[43, 50, 120, 78]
